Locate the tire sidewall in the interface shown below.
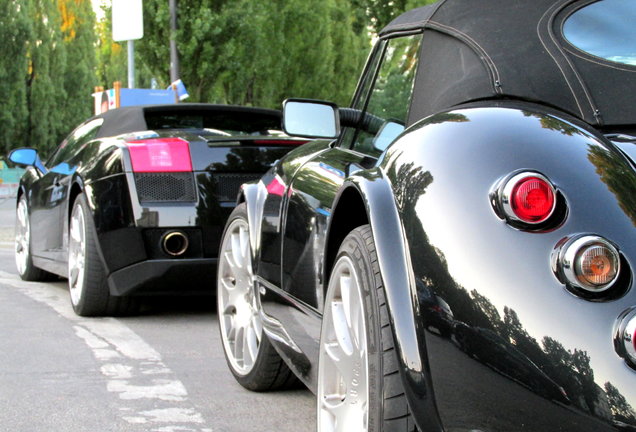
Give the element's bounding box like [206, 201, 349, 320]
[68, 194, 107, 316]
[321, 226, 383, 431]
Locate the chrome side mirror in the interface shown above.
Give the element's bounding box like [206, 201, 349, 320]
[282, 99, 340, 139]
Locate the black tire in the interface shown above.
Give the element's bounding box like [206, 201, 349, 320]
[68, 194, 138, 317]
[14, 195, 55, 281]
[217, 203, 297, 391]
[318, 225, 419, 431]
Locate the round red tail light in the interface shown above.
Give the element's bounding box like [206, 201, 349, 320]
[501, 172, 556, 224]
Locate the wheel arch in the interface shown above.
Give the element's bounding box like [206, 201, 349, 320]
[324, 186, 369, 284]
[66, 177, 111, 275]
[236, 181, 268, 263]
[67, 180, 84, 226]
[330, 170, 441, 431]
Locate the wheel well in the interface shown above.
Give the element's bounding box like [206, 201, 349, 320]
[325, 187, 369, 288]
[68, 183, 83, 224]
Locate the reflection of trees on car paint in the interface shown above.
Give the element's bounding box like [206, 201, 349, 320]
[388, 150, 635, 423]
[588, 144, 636, 228]
[209, 147, 292, 173]
[522, 111, 581, 136]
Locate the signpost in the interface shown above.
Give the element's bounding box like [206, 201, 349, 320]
[112, 0, 144, 89]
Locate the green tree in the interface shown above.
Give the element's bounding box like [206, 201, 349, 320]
[94, 2, 127, 89]
[26, 0, 68, 154]
[0, 0, 32, 153]
[136, 0, 368, 108]
[24, 0, 97, 155]
[352, 0, 437, 34]
[59, 0, 98, 130]
[605, 382, 636, 423]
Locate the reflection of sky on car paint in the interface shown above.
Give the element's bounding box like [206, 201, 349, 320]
[563, 0, 636, 65]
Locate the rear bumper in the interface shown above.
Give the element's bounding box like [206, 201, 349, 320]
[107, 258, 217, 296]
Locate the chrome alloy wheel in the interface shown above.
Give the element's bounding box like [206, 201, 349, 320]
[14, 197, 30, 275]
[318, 255, 369, 432]
[218, 217, 263, 375]
[68, 202, 86, 306]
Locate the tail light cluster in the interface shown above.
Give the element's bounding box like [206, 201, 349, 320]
[494, 170, 628, 299]
[494, 171, 633, 369]
[126, 137, 193, 172]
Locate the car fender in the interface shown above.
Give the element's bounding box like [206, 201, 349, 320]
[335, 172, 442, 430]
[378, 102, 636, 429]
[238, 180, 269, 264]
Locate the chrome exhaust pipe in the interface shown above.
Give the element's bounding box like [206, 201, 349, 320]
[161, 231, 189, 257]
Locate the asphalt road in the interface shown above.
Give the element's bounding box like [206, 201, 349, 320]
[0, 197, 315, 432]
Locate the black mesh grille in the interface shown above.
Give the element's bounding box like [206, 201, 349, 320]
[215, 173, 261, 201]
[134, 172, 196, 203]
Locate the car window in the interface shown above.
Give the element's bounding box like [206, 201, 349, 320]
[563, 0, 636, 66]
[47, 118, 104, 167]
[342, 34, 422, 157]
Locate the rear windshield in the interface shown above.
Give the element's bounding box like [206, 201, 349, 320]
[144, 109, 283, 137]
[563, 0, 636, 66]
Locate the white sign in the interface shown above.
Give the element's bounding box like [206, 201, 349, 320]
[112, 0, 143, 42]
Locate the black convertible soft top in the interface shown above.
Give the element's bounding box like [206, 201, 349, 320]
[94, 104, 282, 138]
[381, 0, 636, 129]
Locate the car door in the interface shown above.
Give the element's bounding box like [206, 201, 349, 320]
[30, 118, 103, 262]
[274, 33, 423, 358]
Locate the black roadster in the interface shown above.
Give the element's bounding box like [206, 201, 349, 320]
[217, 0, 636, 431]
[9, 104, 305, 316]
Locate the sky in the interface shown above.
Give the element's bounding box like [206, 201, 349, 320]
[92, 0, 108, 21]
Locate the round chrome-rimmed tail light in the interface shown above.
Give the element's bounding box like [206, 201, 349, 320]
[500, 172, 556, 224]
[558, 235, 620, 293]
[614, 308, 636, 367]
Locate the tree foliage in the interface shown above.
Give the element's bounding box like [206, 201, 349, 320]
[352, 0, 437, 34]
[135, 0, 369, 108]
[95, 3, 126, 91]
[2, 0, 441, 155]
[58, 0, 98, 139]
[0, 1, 31, 154]
[1, 0, 97, 155]
[26, 0, 68, 153]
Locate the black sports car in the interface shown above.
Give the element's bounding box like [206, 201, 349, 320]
[217, 1, 636, 431]
[9, 104, 305, 316]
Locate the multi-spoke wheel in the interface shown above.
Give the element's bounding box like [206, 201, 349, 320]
[14, 195, 52, 281]
[319, 254, 369, 431]
[217, 203, 296, 391]
[318, 225, 418, 432]
[68, 194, 137, 317]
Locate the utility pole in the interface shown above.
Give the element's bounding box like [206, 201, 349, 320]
[169, 0, 180, 83]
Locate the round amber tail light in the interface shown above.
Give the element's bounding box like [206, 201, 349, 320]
[561, 235, 620, 293]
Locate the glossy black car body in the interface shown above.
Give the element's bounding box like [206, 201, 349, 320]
[218, 1, 636, 431]
[10, 104, 305, 316]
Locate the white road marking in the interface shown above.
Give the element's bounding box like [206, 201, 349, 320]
[0, 270, 213, 431]
[107, 379, 188, 401]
